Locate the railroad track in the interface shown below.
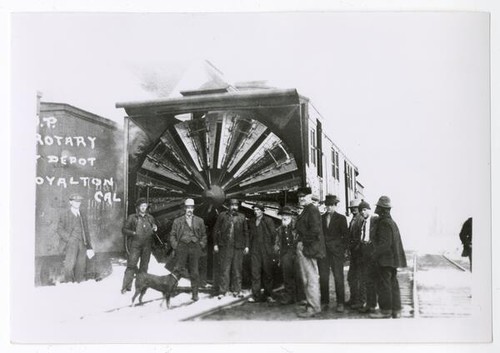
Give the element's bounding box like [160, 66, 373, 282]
[187, 253, 471, 321]
[412, 253, 472, 318]
[73, 252, 472, 322]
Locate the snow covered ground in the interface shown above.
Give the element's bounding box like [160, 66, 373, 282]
[22, 256, 252, 336]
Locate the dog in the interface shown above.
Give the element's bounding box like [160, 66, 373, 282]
[131, 272, 179, 309]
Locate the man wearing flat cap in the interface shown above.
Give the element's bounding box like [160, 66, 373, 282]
[170, 198, 207, 301]
[295, 187, 326, 318]
[121, 197, 158, 293]
[248, 202, 277, 303]
[369, 196, 407, 319]
[318, 194, 349, 312]
[213, 199, 249, 299]
[57, 193, 94, 283]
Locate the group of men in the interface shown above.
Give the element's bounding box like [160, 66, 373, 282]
[57, 187, 407, 320]
[116, 187, 407, 319]
[276, 187, 407, 318]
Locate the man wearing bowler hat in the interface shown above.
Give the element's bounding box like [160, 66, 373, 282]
[57, 193, 94, 283]
[121, 197, 158, 293]
[213, 198, 249, 299]
[369, 196, 407, 319]
[248, 202, 277, 303]
[318, 194, 349, 312]
[170, 198, 207, 301]
[295, 187, 326, 318]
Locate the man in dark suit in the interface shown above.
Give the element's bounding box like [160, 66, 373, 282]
[170, 198, 207, 302]
[248, 203, 277, 303]
[295, 187, 326, 318]
[369, 196, 407, 319]
[57, 194, 94, 283]
[318, 194, 349, 312]
[349, 200, 379, 311]
[213, 199, 249, 299]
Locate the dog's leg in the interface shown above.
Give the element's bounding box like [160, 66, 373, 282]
[131, 289, 140, 305]
[138, 288, 147, 304]
[166, 295, 171, 310]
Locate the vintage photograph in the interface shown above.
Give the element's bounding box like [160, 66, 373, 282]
[9, 12, 491, 343]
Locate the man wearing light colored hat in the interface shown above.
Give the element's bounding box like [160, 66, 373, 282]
[213, 198, 249, 299]
[369, 196, 407, 319]
[169, 198, 207, 301]
[346, 198, 363, 307]
[348, 199, 361, 229]
[57, 193, 94, 283]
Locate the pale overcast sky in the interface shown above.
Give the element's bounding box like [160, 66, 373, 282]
[11, 12, 490, 250]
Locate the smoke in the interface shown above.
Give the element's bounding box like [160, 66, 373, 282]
[130, 62, 189, 98]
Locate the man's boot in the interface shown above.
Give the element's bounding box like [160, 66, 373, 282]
[369, 309, 392, 319]
[192, 289, 199, 302]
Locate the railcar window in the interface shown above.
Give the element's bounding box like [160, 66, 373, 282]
[345, 162, 353, 190]
[310, 128, 317, 166]
[336, 152, 340, 180]
[331, 149, 340, 181]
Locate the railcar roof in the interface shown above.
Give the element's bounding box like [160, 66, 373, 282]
[116, 88, 301, 117]
[41, 102, 119, 130]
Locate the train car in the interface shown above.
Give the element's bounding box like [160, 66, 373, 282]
[305, 103, 360, 215]
[116, 86, 361, 280]
[35, 101, 125, 286]
[117, 87, 360, 219]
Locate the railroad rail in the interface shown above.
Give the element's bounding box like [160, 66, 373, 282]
[441, 253, 469, 272]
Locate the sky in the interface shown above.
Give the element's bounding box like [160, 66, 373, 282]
[11, 12, 490, 250]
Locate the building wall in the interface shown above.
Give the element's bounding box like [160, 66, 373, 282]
[35, 102, 125, 285]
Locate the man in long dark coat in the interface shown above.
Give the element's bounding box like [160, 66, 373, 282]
[57, 193, 94, 283]
[295, 187, 326, 318]
[369, 196, 407, 319]
[318, 194, 349, 312]
[459, 217, 472, 271]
